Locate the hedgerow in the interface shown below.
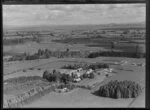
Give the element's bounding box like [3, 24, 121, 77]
[4, 76, 45, 84]
[61, 63, 109, 70]
[88, 51, 145, 58]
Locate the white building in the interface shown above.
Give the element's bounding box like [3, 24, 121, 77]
[86, 69, 93, 75]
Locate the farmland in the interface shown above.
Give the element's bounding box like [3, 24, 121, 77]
[3, 24, 145, 108]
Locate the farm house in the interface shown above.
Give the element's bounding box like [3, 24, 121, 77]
[85, 69, 93, 77]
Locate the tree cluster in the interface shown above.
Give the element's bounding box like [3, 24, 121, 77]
[43, 70, 73, 84]
[82, 72, 95, 79]
[94, 80, 142, 99]
[61, 63, 109, 70]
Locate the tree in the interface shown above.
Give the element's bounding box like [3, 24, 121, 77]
[116, 89, 121, 98]
[60, 74, 72, 84]
[111, 42, 115, 52]
[55, 71, 61, 84]
[43, 70, 50, 80]
[66, 48, 70, 53]
[135, 44, 139, 58]
[82, 73, 88, 78]
[52, 69, 56, 74]
[89, 73, 95, 79]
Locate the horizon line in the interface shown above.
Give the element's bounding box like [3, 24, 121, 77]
[3, 21, 145, 28]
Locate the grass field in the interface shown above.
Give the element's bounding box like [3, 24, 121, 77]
[3, 56, 145, 108]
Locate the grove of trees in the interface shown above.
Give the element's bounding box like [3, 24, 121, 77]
[43, 69, 73, 84]
[93, 80, 142, 99]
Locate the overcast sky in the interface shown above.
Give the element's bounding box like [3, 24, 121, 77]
[3, 4, 145, 27]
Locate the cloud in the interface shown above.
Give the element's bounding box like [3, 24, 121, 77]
[3, 4, 146, 26]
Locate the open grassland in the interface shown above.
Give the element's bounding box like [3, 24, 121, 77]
[24, 88, 134, 108]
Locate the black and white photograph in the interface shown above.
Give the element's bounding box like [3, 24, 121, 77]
[3, 1, 146, 108]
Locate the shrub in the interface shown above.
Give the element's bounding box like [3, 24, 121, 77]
[86, 85, 92, 90]
[43, 70, 51, 80]
[29, 68, 34, 70]
[89, 73, 95, 79]
[97, 72, 101, 75]
[57, 84, 76, 90]
[22, 70, 26, 72]
[77, 85, 92, 90]
[82, 73, 88, 78]
[37, 68, 41, 70]
[57, 84, 66, 89]
[93, 80, 142, 99]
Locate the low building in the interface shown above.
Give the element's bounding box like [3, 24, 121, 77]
[84, 69, 93, 77]
[73, 78, 81, 82]
[66, 68, 83, 77]
[86, 69, 93, 75]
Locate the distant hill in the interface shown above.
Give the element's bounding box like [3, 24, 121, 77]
[3, 22, 145, 32]
[107, 22, 145, 28]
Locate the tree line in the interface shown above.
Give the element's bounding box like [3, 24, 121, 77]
[88, 51, 145, 58]
[8, 48, 87, 61]
[7, 48, 145, 62]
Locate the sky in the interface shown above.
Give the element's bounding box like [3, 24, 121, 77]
[3, 4, 146, 27]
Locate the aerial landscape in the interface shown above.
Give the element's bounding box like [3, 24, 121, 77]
[3, 4, 145, 108]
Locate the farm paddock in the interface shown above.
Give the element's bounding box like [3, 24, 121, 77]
[3, 57, 145, 108]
